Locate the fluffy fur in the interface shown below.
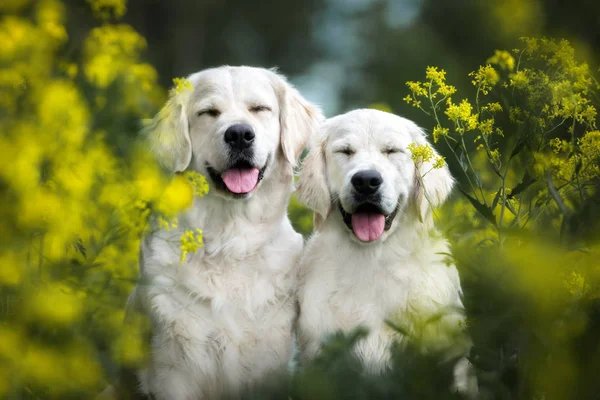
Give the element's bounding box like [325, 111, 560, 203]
[295, 109, 478, 395]
[128, 66, 323, 400]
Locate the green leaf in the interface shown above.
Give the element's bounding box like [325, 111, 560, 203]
[74, 238, 87, 259]
[458, 187, 497, 227]
[491, 190, 502, 210]
[509, 139, 526, 161]
[507, 172, 536, 199]
[459, 150, 468, 172]
[384, 319, 411, 337]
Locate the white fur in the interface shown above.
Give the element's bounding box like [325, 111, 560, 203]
[131, 66, 323, 400]
[296, 109, 477, 395]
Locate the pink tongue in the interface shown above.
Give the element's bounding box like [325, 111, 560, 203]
[351, 213, 385, 242]
[221, 168, 260, 194]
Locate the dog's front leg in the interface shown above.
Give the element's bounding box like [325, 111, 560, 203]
[141, 331, 221, 400]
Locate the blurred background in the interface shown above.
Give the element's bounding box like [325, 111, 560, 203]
[119, 0, 600, 118]
[2, 0, 600, 398]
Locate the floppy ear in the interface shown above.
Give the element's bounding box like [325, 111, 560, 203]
[408, 122, 454, 222]
[271, 70, 324, 166]
[296, 131, 331, 225]
[141, 87, 193, 172]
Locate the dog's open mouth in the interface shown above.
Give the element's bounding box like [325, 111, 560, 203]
[339, 203, 399, 242]
[206, 157, 269, 197]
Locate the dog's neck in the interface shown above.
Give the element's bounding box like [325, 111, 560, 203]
[182, 157, 294, 239]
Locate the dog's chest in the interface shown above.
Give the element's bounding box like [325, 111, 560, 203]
[327, 256, 417, 327]
[144, 218, 301, 339]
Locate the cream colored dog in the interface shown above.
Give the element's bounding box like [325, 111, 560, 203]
[126, 66, 322, 400]
[295, 109, 477, 395]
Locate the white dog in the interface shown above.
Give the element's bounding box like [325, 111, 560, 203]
[125, 66, 322, 400]
[295, 109, 477, 395]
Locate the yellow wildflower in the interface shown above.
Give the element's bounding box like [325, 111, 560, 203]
[408, 142, 434, 164]
[470, 65, 500, 94]
[180, 228, 204, 263]
[445, 98, 471, 121]
[486, 50, 515, 71]
[156, 174, 194, 216]
[87, 0, 127, 20]
[183, 170, 210, 197]
[172, 77, 194, 94]
[432, 125, 449, 143]
[25, 282, 84, 326]
[425, 66, 446, 85]
[509, 69, 531, 89]
[564, 271, 588, 296]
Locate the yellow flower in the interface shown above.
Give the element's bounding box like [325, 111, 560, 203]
[25, 282, 84, 326]
[432, 125, 449, 143]
[406, 80, 428, 97]
[111, 313, 150, 367]
[0, 251, 23, 285]
[432, 155, 446, 169]
[157, 215, 179, 231]
[445, 99, 475, 133]
[37, 80, 90, 149]
[425, 66, 447, 85]
[156, 174, 194, 216]
[36, 0, 67, 42]
[469, 65, 500, 94]
[183, 170, 210, 197]
[180, 228, 204, 263]
[482, 102, 503, 113]
[407, 142, 445, 169]
[172, 77, 194, 94]
[509, 69, 531, 89]
[87, 0, 127, 20]
[478, 119, 495, 136]
[83, 24, 147, 88]
[489, 148, 501, 164]
[408, 142, 434, 164]
[486, 50, 515, 71]
[564, 271, 588, 296]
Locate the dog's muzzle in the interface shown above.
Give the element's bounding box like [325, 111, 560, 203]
[206, 154, 270, 199]
[339, 200, 399, 243]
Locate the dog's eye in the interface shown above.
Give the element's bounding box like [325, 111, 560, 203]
[335, 147, 355, 156]
[249, 105, 271, 113]
[383, 147, 402, 155]
[198, 108, 221, 118]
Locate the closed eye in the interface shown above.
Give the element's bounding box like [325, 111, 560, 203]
[382, 147, 403, 155]
[198, 108, 221, 117]
[249, 105, 272, 113]
[334, 147, 355, 156]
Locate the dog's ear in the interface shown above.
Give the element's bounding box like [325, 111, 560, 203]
[270, 69, 324, 166]
[408, 121, 454, 222]
[141, 86, 193, 172]
[296, 131, 331, 224]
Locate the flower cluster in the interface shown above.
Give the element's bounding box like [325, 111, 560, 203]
[172, 77, 194, 94]
[405, 37, 599, 238]
[0, 0, 207, 397]
[180, 229, 204, 264]
[407, 143, 445, 169]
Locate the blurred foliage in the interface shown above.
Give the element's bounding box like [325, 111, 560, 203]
[0, 0, 208, 397]
[288, 194, 314, 237]
[400, 38, 600, 399]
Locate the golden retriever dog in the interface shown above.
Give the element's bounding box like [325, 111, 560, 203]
[295, 109, 478, 396]
[124, 66, 322, 399]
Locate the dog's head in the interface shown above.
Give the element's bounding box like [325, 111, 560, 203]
[297, 109, 453, 243]
[144, 66, 322, 199]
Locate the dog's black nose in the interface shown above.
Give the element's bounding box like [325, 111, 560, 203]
[351, 170, 383, 195]
[224, 124, 255, 150]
